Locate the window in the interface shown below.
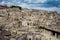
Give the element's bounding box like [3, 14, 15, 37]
[36, 38, 40, 40]
[52, 32, 55, 36]
[27, 23, 29, 25]
[36, 38, 38, 40]
[29, 38, 31, 40]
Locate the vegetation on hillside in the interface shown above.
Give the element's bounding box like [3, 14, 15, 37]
[38, 25, 46, 29]
[10, 5, 22, 10]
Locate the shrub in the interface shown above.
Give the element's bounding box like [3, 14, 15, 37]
[39, 25, 46, 29]
[10, 5, 22, 10]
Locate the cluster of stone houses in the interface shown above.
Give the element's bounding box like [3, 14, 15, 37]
[0, 6, 60, 40]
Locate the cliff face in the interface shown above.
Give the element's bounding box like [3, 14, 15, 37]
[0, 7, 60, 40]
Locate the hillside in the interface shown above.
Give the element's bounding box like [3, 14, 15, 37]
[0, 6, 60, 40]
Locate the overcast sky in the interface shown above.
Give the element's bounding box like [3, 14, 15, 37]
[0, 0, 60, 12]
